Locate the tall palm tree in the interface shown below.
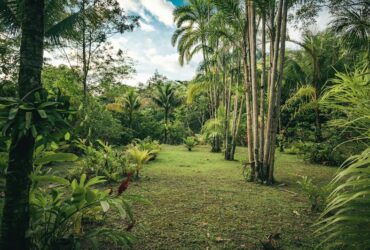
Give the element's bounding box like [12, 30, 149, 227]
[172, 0, 213, 68]
[330, 3, 370, 55]
[152, 84, 179, 143]
[0, 0, 44, 248]
[123, 90, 140, 129]
[288, 31, 344, 141]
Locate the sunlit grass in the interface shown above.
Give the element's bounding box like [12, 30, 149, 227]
[106, 145, 336, 249]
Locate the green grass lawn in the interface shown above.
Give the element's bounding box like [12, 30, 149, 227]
[107, 145, 336, 250]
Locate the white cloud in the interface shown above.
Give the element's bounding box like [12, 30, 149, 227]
[119, 0, 152, 22]
[139, 20, 155, 32]
[140, 0, 175, 27]
[119, 0, 175, 27]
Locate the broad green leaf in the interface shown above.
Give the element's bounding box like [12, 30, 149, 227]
[31, 125, 37, 138]
[19, 104, 34, 111]
[79, 174, 87, 188]
[25, 112, 32, 129]
[50, 141, 59, 150]
[8, 107, 18, 120]
[31, 175, 70, 185]
[86, 189, 97, 203]
[100, 200, 110, 212]
[34, 152, 78, 165]
[37, 109, 47, 119]
[64, 132, 71, 141]
[38, 101, 58, 108]
[85, 176, 106, 188]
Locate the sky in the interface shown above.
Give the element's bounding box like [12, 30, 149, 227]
[108, 0, 331, 85]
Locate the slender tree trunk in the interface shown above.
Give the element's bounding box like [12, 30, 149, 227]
[247, 0, 259, 179]
[259, 11, 266, 166]
[231, 95, 244, 160]
[1, 0, 44, 248]
[164, 110, 168, 144]
[313, 57, 322, 141]
[263, 0, 284, 182]
[82, 0, 88, 97]
[242, 39, 254, 180]
[223, 55, 230, 159]
[230, 77, 240, 160]
[266, 0, 289, 183]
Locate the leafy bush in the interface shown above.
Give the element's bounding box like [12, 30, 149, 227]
[301, 137, 348, 166]
[126, 147, 151, 179]
[29, 174, 135, 249]
[131, 137, 161, 161]
[194, 134, 206, 145]
[70, 139, 130, 182]
[284, 140, 305, 155]
[297, 176, 333, 212]
[167, 120, 190, 144]
[76, 99, 124, 145]
[183, 136, 197, 151]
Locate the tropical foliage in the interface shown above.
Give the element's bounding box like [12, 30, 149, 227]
[0, 0, 369, 248]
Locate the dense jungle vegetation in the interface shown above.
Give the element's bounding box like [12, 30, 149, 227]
[0, 0, 369, 249]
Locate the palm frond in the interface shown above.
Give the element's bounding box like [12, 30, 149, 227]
[0, 0, 21, 33]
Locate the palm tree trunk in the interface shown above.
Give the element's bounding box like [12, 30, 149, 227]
[230, 77, 240, 160]
[1, 0, 44, 248]
[242, 39, 254, 180]
[223, 55, 229, 159]
[231, 95, 244, 160]
[82, 0, 88, 97]
[259, 10, 266, 166]
[164, 110, 168, 144]
[263, 0, 284, 182]
[313, 57, 322, 141]
[247, 0, 259, 178]
[266, 0, 289, 183]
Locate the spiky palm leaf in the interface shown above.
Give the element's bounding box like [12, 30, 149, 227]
[0, 0, 89, 43]
[316, 69, 370, 249]
[315, 148, 370, 249]
[201, 106, 225, 140]
[152, 84, 179, 115]
[282, 85, 318, 117]
[320, 69, 370, 139]
[172, 0, 214, 66]
[330, 5, 370, 52]
[123, 90, 140, 112]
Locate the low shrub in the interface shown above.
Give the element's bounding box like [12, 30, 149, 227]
[297, 176, 333, 212]
[70, 139, 130, 182]
[126, 146, 151, 179]
[183, 136, 197, 151]
[29, 174, 136, 249]
[130, 137, 161, 161]
[302, 141, 348, 166]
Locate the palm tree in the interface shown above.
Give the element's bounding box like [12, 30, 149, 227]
[152, 84, 179, 143]
[330, 4, 370, 55]
[126, 147, 151, 179]
[123, 90, 140, 128]
[287, 31, 344, 141]
[0, 0, 45, 248]
[172, 0, 213, 68]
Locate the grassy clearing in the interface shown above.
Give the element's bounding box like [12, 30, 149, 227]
[107, 145, 336, 250]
